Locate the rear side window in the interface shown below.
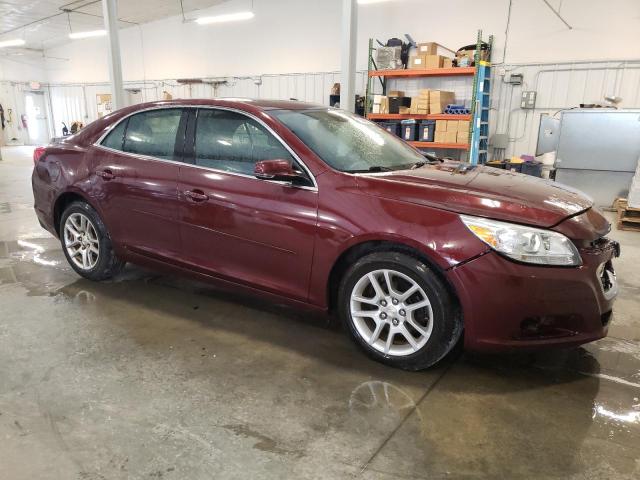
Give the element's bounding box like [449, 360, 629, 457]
[101, 118, 127, 150]
[122, 109, 183, 160]
[194, 109, 294, 175]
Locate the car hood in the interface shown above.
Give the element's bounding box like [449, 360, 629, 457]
[354, 162, 593, 228]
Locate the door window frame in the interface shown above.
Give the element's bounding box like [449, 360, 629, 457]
[93, 105, 317, 191]
[94, 106, 189, 166]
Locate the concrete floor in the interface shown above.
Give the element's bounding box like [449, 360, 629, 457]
[1, 145, 640, 480]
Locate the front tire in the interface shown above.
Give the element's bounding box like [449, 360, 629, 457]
[338, 251, 461, 370]
[60, 200, 125, 281]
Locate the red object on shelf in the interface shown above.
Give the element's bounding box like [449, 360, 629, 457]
[367, 113, 471, 121]
[368, 67, 475, 78]
[409, 141, 469, 150]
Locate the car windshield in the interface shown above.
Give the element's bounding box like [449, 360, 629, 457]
[270, 108, 425, 172]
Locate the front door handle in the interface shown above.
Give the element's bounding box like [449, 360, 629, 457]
[184, 189, 209, 202]
[96, 169, 115, 180]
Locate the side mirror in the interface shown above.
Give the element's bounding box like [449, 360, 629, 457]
[254, 159, 302, 182]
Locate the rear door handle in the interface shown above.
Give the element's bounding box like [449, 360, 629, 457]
[96, 169, 115, 180]
[184, 189, 209, 202]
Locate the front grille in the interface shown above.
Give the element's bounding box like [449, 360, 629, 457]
[597, 259, 618, 300]
[600, 261, 614, 290]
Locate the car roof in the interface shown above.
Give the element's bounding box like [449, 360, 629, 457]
[128, 98, 325, 111]
[70, 98, 327, 146]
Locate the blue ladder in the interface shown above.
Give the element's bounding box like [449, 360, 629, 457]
[469, 61, 491, 165]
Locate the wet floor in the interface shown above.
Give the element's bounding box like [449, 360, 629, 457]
[1, 146, 639, 479]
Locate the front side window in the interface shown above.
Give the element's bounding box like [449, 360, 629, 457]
[194, 109, 294, 176]
[271, 108, 426, 172]
[121, 109, 183, 160]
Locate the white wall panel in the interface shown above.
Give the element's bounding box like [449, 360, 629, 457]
[44, 60, 640, 156]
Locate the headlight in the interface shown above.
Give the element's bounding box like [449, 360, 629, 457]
[460, 215, 582, 266]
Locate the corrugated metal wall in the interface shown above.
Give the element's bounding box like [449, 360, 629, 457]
[46, 71, 368, 137]
[42, 60, 640, 156]
[491, 60, 640, 159]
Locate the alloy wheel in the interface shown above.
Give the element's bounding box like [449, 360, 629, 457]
[63, 213, 100, 270]
[350, 269, 433, 356]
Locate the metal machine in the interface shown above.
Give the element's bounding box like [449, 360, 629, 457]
[554, 109, 640, 207]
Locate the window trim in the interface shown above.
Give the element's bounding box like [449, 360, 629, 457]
[93, 105, 317, 191]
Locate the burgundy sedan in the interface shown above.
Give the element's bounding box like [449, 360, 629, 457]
[32, 99, 619, 370]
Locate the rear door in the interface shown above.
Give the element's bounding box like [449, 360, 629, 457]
[177, 108, 318, 301]
[91, 107, 187, 260]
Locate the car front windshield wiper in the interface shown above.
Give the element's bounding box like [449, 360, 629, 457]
[344, 165, 395, 173]
[408, 153, 445, 170]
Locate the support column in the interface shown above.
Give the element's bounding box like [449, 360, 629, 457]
[102, 0, 124, 110]
[340, 0, 357, 113]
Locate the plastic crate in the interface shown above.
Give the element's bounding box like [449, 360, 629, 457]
[505, 162, 524, 173]
[521, 162, 543, 177]
[380, 121, 400, 137]
[418, 120, 435, 142]
[400, 119, 418, 141]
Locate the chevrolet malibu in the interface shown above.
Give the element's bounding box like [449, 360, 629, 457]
[32, 99, 619, 370]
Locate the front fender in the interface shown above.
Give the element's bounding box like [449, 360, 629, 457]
[307, 189, 488, 308]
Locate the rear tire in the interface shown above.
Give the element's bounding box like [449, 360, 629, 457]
[60, 200, 125, 281]
[338, 251, 461, 370]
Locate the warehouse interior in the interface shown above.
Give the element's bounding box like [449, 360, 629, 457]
[1, 0, 640, 478]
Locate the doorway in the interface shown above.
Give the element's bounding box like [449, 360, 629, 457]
[24, 91, 49, 146]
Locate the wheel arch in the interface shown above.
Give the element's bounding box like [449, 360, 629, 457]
[53, 190, 101, 236]
[326, 239, 462, 319]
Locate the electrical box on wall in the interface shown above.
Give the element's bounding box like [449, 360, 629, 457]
[521, 91, 536, 109]
[507, 73, 523, 85]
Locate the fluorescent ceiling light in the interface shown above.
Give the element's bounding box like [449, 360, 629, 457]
[195, 11, 254, 25]
[69, 29, 107, 39]
[0, 39, 26, 48]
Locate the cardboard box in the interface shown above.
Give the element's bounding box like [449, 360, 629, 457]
[409, 55, 427, 69]
[457, 120, 470, 132]
[417, 42, 455, 57]
[457, 131, 469, 144]
[379, 97, 389, 114]
[399, 106, 410, 114]
[435, 120, 447, 132]
[444, 130, 458, 143]
[442, 58, 453, 68]
[388, 96, 411, 114]
[388, 90, 405, 97]
[430, 90, 455, 103]
[417, 42, 438, 55]
[446, 120, 460, 131]
[434, 131, 447, 143]
[372, 104, 380, 114]
[430, 90, 455, 114]
[373, 94, 384, 105]
[424, 55, 445, 69]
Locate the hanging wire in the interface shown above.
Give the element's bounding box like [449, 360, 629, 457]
[67, 12, 73, 34]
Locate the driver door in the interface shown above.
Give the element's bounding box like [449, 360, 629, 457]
[177, 108, 318, 301]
